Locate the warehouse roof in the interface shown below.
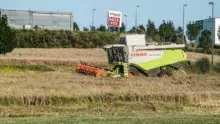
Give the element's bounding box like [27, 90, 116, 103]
[0, 9, 72, 15]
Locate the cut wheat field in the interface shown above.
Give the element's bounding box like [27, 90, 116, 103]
[0, 48, 108, 66]
[0, 48, 220, 121]
[0, 67, 220, 117]
[0, 48, 220, 66]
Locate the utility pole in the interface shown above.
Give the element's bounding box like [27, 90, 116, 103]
[124, 14, 127, 33]
[209, 2, 214, 70]
[70, 13, 72, 31]
[92, 9, 96, 31]
[135, 5, 140, 34]
[72, 12, 75, 31]
[183, 4, 187, 46]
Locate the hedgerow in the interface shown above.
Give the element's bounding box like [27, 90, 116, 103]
[13, 29, 120, 48]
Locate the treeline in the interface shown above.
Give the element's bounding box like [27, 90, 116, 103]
[75, 20, 220, 52]
[75, 20, 185, 44]
[1, 14, 220, 52]
[14, 29, 120, 48]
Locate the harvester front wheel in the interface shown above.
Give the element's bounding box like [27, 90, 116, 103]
[129, 67, 139, 77]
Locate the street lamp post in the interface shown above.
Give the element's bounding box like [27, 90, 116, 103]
[183, 4, 187, 45]
[209, 2, 214, 70]
[124, 14, 127, 33]
[135, 5, 140, 34]
[92, 9, 96, 30]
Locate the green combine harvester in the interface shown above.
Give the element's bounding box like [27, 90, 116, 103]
[76, 34, 187, 78]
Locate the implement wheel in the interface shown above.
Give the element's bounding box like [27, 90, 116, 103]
[159, 69, 173, 78]
[129, 67, 139, 77]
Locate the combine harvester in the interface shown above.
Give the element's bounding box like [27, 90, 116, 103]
[76, 34, 187, 78]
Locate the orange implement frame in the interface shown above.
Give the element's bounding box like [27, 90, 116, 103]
[76, 64, 108, 78]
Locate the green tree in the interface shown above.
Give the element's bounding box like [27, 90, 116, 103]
[0, 15, 15, 54]
[175, 26, 184, 44]
[97, 25, 107, 32]
[128, 27, 136, 34]
[146, 19, 157, 40]
[120, 23, 126, 33]
[128, 25, 145, 34]
[83, 27, 89, 31]
[199, 30, 212, 53]
[73, 22, 80, 31]
[109, 27, 121, 32]
[186, 21, 200, 41]
[159, 20, 175, 42]
[158, 21, 166, 41]
[176, 26, 183, 39]
[218, 26, 220, 41]
[139, 25, 146, 33]
[166, 21, 176, 42]
[189, 41, 196, 48]
[90, 26, 96, 31]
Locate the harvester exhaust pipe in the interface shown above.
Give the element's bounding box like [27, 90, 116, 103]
[76, 64, 107, 78]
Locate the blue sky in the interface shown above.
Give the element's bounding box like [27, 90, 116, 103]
[1, 0, 220, 30]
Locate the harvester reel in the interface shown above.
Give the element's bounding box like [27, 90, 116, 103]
[76, 64, 107, 78]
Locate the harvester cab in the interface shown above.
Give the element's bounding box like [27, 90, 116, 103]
[76, 34, 187, 78]
[103, 44, 126, 64]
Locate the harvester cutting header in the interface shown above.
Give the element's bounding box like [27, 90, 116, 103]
[76, 34, 187, 78]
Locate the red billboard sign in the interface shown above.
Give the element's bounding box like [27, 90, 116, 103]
[108, 17, 121, 27]
[107, 11, 122, 27]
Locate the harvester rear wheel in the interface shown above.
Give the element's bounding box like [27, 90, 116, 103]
[129, 67, 139, 77]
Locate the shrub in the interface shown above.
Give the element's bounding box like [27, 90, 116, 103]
[214, 63, 220, 73]
[195, 57, 210, 74]
[0, 64, 56, 72]
[198, 30, 212, 53]
[16, 65, 56, 71]
[214, 45, 220, 49]
[182, 61, 196, 73]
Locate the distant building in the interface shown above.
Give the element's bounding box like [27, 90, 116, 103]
[195, 18, 220, 46]
[0, 9, 73, 30]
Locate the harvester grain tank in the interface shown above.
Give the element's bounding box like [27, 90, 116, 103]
[76, 34, 187, 78]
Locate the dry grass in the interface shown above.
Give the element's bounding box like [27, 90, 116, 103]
[187, 52, 220, 63]
[0, 49, 219, 66]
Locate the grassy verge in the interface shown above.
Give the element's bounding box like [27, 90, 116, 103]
[0, 64, 56, 72]
[1, 115, 220, 124]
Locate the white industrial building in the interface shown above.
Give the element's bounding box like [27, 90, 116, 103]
[0, 9, 73, 30]
[195, 18, 220, 46]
